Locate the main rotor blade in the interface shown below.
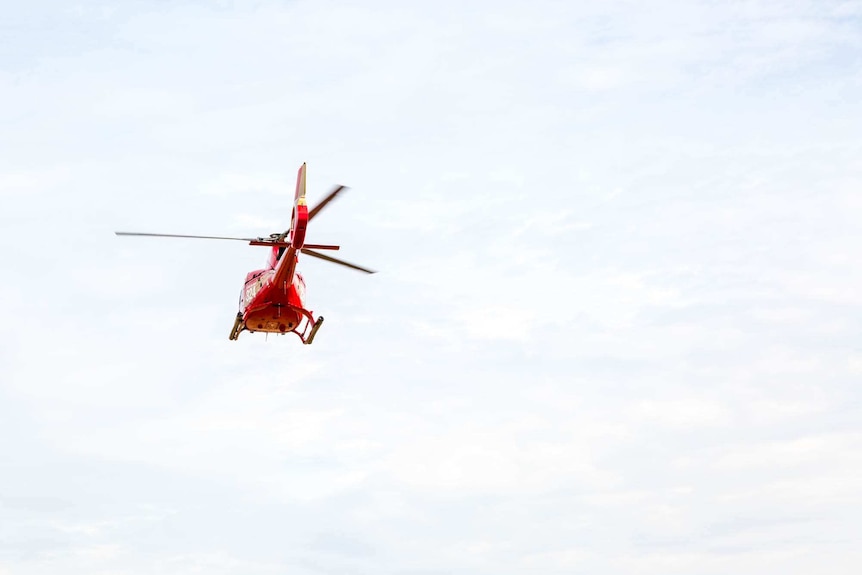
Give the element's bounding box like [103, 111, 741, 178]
[308, 185, 347, 221]
[303, 244, 340, 250]
[115, 232, 256, 242]
[300, 248, 376, 274]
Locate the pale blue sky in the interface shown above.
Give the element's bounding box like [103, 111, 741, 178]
[2, 1, 862, 573]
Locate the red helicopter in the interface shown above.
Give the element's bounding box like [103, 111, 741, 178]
[116, 163, 374, 344]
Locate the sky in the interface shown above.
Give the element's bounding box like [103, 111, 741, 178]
[2, 0, 862, 573]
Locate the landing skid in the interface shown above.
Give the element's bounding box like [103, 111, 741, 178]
[228, 312, 244, 340]
[304, 316, 324, 345]
[228, 309, 323, 344]
[282, 305, 324, 345]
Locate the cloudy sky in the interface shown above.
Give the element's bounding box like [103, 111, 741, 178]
[2, 1, 862, 573]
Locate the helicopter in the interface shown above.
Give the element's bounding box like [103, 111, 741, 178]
[115, 163, 374, 344]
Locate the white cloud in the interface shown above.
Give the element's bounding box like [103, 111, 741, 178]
[631, 398, 731, 428]
[458, 305, 537, 342]
[384, 426, 618, 494]
[2, 1, 862, 573]
[711, 433, 862, 471]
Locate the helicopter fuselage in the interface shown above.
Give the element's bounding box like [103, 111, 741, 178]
[239, 260, 309, 336]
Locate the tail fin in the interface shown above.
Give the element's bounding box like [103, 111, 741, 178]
[291, 163, 308, 249]
[295, 162, 307, 204]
